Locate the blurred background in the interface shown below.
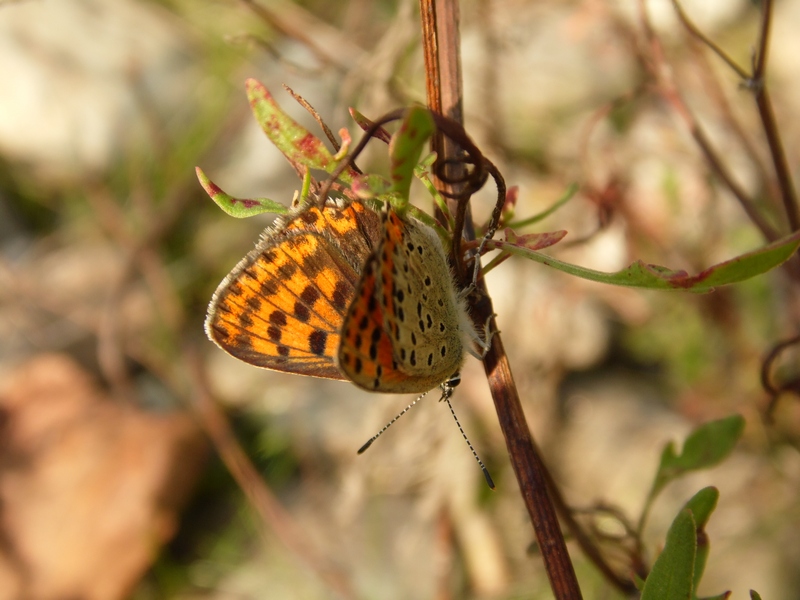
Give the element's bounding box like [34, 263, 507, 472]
[1, 0, 799, 598]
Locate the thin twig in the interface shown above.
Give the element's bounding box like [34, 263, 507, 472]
[752, 0, 772, 82]
[541, 455, 640, 593]
[226, 33, 327, 77]
[238, 0, 363, 70]
[754, 88, 799, 231]
[283, 84, 341, 153]
[638, 0, 781, 243]
[671, 0, 799, 232]
[689, 44, 780, 210]
[669, 0, 748, 79]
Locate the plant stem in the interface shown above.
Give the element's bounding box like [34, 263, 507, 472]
[419, 0, 583, 597]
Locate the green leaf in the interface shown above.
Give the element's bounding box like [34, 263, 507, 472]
[660, 415, 745, 477]
[196, 167, 288, 217]
[642, 488, 727, 600]
[650, 415, 744, 503]
[684, 486, 719, 531]
[642, 509, 696, 600]
[639, 416, 743, 535]
[750, 591, 763, 600]
[245, 79, 357, 182]
[489, 230, 800, 292]
[388, 107, 436, 212]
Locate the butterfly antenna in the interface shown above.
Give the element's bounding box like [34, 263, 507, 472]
[357, 391, 430, 454]
[440, 382, 496, 490]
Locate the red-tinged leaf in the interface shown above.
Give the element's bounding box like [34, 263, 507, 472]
[664, 229, 800, 289]
[349, 107, 392, 144]
[497, 228, 568, 251]
[480, 230, 567, 276]
[196, 167, 288, 218]
[245, 79, 358, 182]
[503, 186, 519, 220]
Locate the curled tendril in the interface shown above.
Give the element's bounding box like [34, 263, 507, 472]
[761, 333, 800, 420]
[427, 113, 489, 198]
[425, 112, 505, 283]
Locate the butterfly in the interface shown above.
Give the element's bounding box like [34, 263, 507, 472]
[205, 197, 481, 394]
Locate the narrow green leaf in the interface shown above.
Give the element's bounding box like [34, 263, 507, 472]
[642, 509, 696, 600]
[489, 230, 800, 292]
[388, 107, 436, 212]
[415, 156, 451, 224]
[506, 183, 579, 229]
[750, 591, 763, 600]
[196, 167, 288, 217]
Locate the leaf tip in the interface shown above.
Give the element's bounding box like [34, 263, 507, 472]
[245, 78, 270, 104]
[195, 167, 220, 197]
